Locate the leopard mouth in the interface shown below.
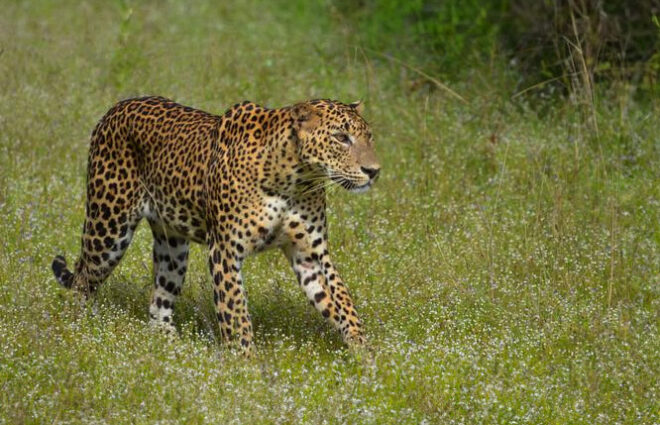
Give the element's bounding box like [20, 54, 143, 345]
[330, 175, 373, 193]
[348, 181, 373, 193]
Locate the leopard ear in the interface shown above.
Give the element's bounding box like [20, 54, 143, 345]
[348, 100, 364, 115]
[291, 103, 318, 131]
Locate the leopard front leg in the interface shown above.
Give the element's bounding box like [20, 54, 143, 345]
[207, 233, 253, 356]
[282, 237, 365, 347]
[322, 257, 365, 346]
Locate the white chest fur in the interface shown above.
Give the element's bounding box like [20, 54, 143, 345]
[247, 195, 290, 254]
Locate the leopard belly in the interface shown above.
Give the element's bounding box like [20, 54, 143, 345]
[142, 198, 207, 244]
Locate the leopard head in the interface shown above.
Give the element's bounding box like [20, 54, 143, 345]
[291, 99, 380, 193]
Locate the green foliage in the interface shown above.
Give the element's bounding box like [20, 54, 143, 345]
[108, 0, 142, 92]
[332, 0, 505, 76]
[0, 0, 658, 423]
[332, 0, 660, 98]
[501, 0, 660, 97]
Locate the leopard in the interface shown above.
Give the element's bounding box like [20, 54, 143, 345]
[51, 96, 380, 356]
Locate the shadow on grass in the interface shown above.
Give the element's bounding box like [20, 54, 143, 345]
[94, 273, 344, 351]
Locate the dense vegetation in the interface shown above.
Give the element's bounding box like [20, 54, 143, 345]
[1, 0, 658, 423]
[334, 0, 660, 91]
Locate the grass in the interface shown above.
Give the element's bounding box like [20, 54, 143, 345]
[0, 0, 658, 423]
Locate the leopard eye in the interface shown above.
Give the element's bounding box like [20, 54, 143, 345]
[333, 133, 352, 146]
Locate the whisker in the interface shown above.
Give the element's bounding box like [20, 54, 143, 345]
[295, 167, 365, 196]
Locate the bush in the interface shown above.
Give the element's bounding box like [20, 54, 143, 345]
[503, 0, 660, 94]
[332, 0, 660, 95]
[332, 0, 505, 77]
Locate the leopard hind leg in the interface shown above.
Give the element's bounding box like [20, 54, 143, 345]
[148, 220, 190, 330]
[52, 207, 142, 297]
[52, 118, 145, 297]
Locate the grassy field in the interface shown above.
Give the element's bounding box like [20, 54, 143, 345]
[1, 1, 659, 423]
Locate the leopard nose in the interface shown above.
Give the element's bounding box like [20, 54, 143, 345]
[361, 166, 380, 179]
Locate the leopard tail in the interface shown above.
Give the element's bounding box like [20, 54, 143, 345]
[52, 255, 74, 288]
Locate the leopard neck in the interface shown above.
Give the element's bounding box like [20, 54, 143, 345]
[258, 110, 310, 196]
